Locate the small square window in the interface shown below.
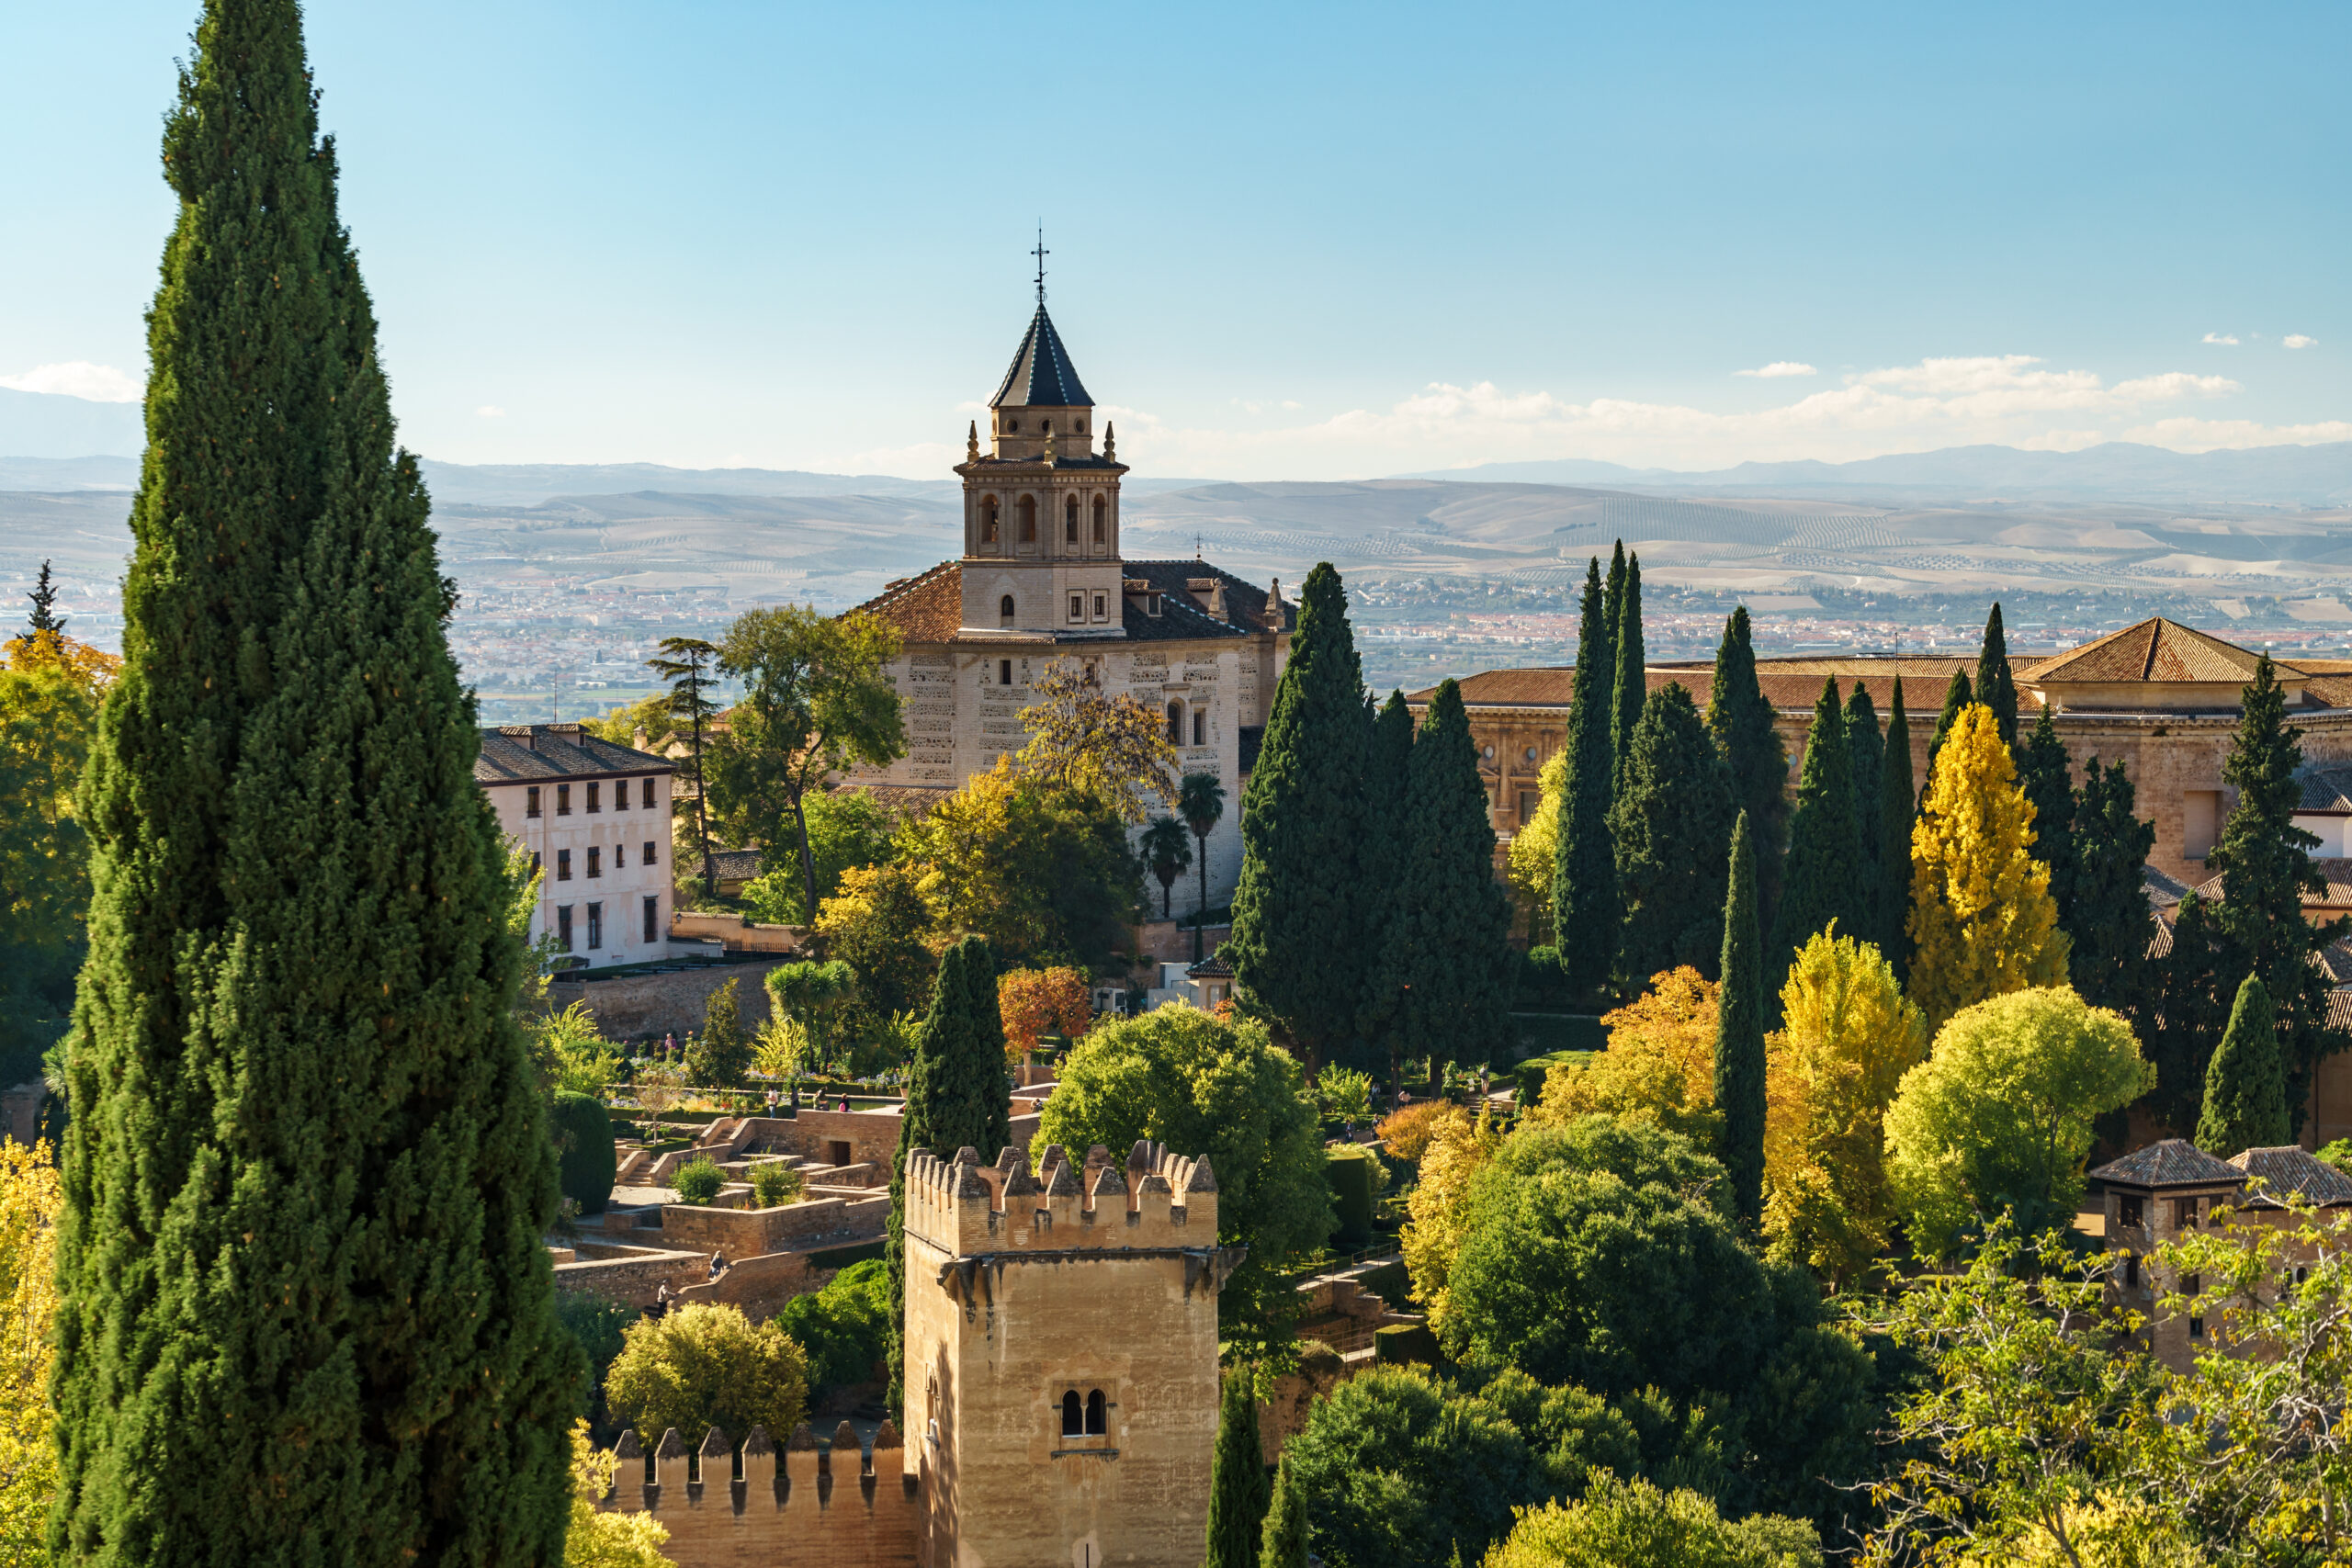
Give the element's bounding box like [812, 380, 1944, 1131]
[643, 896, 659, 943]
[615, 779, 629, 811]
[587, 846, 602, 878]
[1000, 659, 1013, 686]
[1069, 593, 1085, 621]
[1093, 592, 1107, 620]
[586, 781, 601, 813]
[641, 777, 656, 809]
[556, 784, 571, 816]
[556, 905, 574, 950]
[586, 901, 603, 949]
[526, 785, 542, 818]
[2119, 1196, 2144, 1229]
[556, 849, 572, 882]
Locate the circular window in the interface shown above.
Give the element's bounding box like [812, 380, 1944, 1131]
[1482, 745, 1495, 760]
[1076, 420, 1086, 434]
[1523, 746, 1538, 761]
[1008, 419, 1021, 433]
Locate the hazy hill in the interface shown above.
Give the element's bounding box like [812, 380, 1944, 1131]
[0, 389, 142, 461]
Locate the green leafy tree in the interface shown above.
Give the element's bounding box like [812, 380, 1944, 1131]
[1034, 1006, 1333, 1360]
[1374, 680, 1514, 1088]
[2067, 756, 2154, 1014]
[1553, 558, 1621, 1000]
[1141, 815, 1193, 921]
[2204, 652, 2348, 1134]
[811, 862, 934, 1021]
[1227, 562, 1369, 1072]
[1715, 813, 1768, 1232]
[1844, 682, 1883, 897]
[736, 789, 898, 926]
[887, 935, 1010, 1402]
[764, 960, 858, 1073]
[1771, 678, 1862, 988]
[1261, 1450, 1309, 1568]
[771, 1258, 888, 1401]
[604, 1302, 808, 1448]
[1206, 1363, 1272, 1568]
[1486, 1474, 1823, 1568]
[1884, 987, 2154, 1258]
[1612, 550, 1647, 788]
[1974, 603, 2018, 750]
[1706, 608, 1788, 920]
[2014, 704, 2076, 930]
[684, 976, 752, 1087]
[1928, 667, 1973, 778]
[51, 6, 579, 1562]
[1611, 682, 1736, 983]
[1354, 692, 1416, 1062]
[0, 659, 98, 1082]
[2195, 973, 2291, 1155]
[648, 636, 722, 896]
[578, 693, 674, 749]
[1876, 676, 1917, 977]
[1180, 769, 1227, 963]
[708, 605, 906, 929]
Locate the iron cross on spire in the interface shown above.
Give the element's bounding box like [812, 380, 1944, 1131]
[1032, 223, 1048, 303]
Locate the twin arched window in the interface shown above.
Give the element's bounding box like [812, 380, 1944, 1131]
[1059, 1389, 1108, 1438]
[1018, 494, 1037, 542]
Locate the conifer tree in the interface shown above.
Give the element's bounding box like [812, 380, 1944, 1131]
[2014, 703, 2078, 930]
[52, 5, 577, 1560]
[1714, 812, 1768, 1232]
[1228, 562, 1370, 1071]
[1846, 682, 1883, 887]
[1601, 540, 1627, 684]
[1205, 1364, 1271, 1568]
[1772, 677, 1863, 987]
[1975, 602, 2019, 749]
[887, 935, 1010, 1404]
[1352, 692, 1415, 1064]
[2152, 892, 2233, 1134]
[2069, 755, 2156, 1014]
[1905, 704, 2069, 1029]
[1260, 1451, 1310, 1568]
[1706, 606, 1788, 919]
[2205, 654, 2348, 1131]
[1377, 680, 1514, 1078]
[1611, 551, 1646, 786]
[2196, 974, 2291, 1156]
[1928, 667, 1973, 777]
[1611, 682, 1735, 983]
[1878, 676, 1917, 976]
[1552, 560, 1620, 1000]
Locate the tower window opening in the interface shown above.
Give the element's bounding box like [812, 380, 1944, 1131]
[1085, 1390, 1107, 1436]
[1019, 494, 1037, 542]
[982, 494, 1000, 543]
[1060, 1391, 1083, 1438]
[1000, 595, 1016, 627]
[1193, 709, 1206, 748]
[1043, 418, 1053, 435]
[1092, 495, 1106, 542]
[1076, 419, 1085, 434]
[1065, 495, 1079, 543]
[1008, 418, 1020, 433]
[1166, 702, 1183, 744]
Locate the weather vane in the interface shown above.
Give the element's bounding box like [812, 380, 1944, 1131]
[1032, 223, 1048, 304]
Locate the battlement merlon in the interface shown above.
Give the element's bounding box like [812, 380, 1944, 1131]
[901, 1143, 1220, 1255]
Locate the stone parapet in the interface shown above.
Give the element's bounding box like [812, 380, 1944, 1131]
[901, 1140, 1220, 1258]
[601, 1420, 918, 1568]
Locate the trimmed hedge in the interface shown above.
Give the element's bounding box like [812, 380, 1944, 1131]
[552, 1090, 616, 1215]
[1374, 1322, 1442, 1365]
[808, 1239, 887, 1270]
[1328, 1147, 1383, 1247]
[1513, 1049, 1601, 1106]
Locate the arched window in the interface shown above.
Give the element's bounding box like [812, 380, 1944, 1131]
[1092, 495, 1106, 543]
[1065, 495, 1079, 543]
[981, 494, 1000, 544]
[1085, 1390, 1107, 1436]
[1019, 494, 1037, 542]
[1166, 702, 1183, 745]
[1060, 1391, 1083, 1437]
[1000, 595, 1016, 627]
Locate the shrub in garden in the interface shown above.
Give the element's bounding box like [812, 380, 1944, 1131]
[1328, 1146, 1388, 1247]
[750, 1162, 804, 1208]
[605, 1302, 808, 1446]
[552, 1090, 617, 1215]
[673, 1157, 725, 1204]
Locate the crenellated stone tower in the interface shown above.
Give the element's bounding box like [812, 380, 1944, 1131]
[901, 1141, 1242, 1568]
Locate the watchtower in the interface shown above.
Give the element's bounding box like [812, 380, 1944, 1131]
[900, 1140, 1242, 1568]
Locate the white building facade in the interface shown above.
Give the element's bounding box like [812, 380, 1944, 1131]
[476, 723, 676, 966]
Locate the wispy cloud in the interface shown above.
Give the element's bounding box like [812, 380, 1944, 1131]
[2202, 332, 2241, 345]
[476, 405, 507, 418]
[2120, 416, 2352, 451]
[2285, 334, 2319, 349]
[0, 361, 141, 401]
[1735, 361, 1816, 378]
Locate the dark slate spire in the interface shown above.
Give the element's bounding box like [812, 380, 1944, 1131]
[991, 303, 1094, 409]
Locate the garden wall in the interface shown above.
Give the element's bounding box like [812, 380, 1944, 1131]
[553, 958, 790, 1041]
[659, 1193, 890, 1257]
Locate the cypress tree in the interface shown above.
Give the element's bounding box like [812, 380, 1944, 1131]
[2015, 704, 2077, 929]
[51, 5, 579, 1562]
[1706, 606, 1788, 921]
[1878, 676, 1917, 976]
[1714, 812, 1768, 1233]
[1260, 1451, 1310, 1568]
[1205, 1363, 1271, 1568]
[1611, 550, 1646, 786]
[1228, 562, 1370, 1072]
[2196, 974, 2292, 1156]
[1353, 692, 1415, 1073]
[887, 934, 1011, 1404]
[1377, 679, 1514, 1077]
[1975, 603, 2019, 749]
[2153, 891, 2233, 1134]
[1601, 539, 1628, 686]
[1772, 676, 1863, 985]
[2069, 755, 2156, 1013]
[1928, 667, 1973, 779]
[1611, 682, 1735, 984]
[1552, 559, 1620, 1001]
[1845, 682, 1883, 889]
[2205, 654, 2348, 1131]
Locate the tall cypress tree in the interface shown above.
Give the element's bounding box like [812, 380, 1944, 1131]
[1553, 560, 1620, 1000]
[1928, 667, 1973, 779]
[1204, 1363, 1271, 1568]
[1611, 682, 1735, 984]
[887, 934, 1010, 1404]
[1601, 539, 1628, 685]
[1228, 562, 1370, 1072]
[1611, 551, 1646, 786]
[1260, 1451, 1310, 1568]
[2196, 973, 2292, 1156]
[1878, 675, 1917, 976]
[1845, 682, 1883, 891]
[1772, 676, 1863, 986]
[1378, 680, 1513, 1077]
[1352, 691, 1416, 1072]
[2205, 654, 2347, 1132]
[1714, 812, 1767, 1233]
[1706, 607, 1788, 920]
[52, 5, 578, 1562]
[2069, 755, 2156, 1013]
[1975, 603, 2019, 749]
[2015, 703, 2077, 929]
[2153, 891, 2233, 1134]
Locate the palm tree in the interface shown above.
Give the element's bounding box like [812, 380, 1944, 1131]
[1141, 817, 1193, 921]
[1178, 771, 1227, 963]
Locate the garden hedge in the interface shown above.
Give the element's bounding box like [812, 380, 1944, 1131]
[552, 1090, 616, 1215]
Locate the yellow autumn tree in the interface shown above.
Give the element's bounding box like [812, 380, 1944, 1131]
[1906, 703, 2068, 1029]
[1532, 966, 1720, 1145]
[1013, 660, 1179, 821]
[1399, 1101, 1504, 1334]
[0, 1140, 61, 1563]
[1505, 750, 1569, 943]
[564, 1418, 675, 1568]
[1761, 928, 1927, 1287]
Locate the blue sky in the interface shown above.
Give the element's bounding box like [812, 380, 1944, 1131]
[4, 1, 2346, 479]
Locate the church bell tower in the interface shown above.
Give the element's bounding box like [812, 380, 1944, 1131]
[954, 247, 1129, 638]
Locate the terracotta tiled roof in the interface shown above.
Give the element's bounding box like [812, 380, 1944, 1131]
[1418, 657, 1972, 714]
[854, 560, 965, 641]
[709, 848, 764, 882]
[2143, 864, 2195, 910]
[853, 559, 1294, 646]
[2148, 908, 2175, 961]
[2089, 1138, 2250, 1190]
[474, 725, 673, 784]
[2017, 616, 2297, 686]
[2230, 1145, 2352, 1208]
[2186, 859, 2352, 909]
[2309, 675, 2352, 709]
